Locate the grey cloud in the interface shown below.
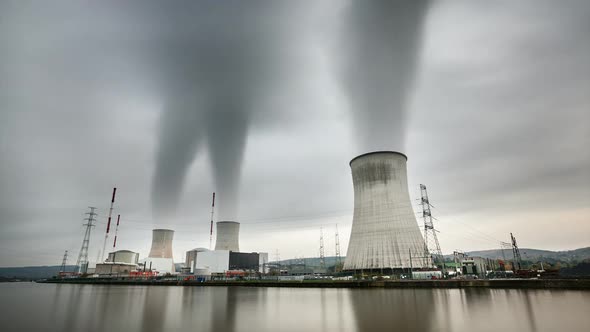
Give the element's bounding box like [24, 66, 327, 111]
[0, 1, 588, 266]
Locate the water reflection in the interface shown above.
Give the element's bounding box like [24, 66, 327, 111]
[63, 284, 83, 332]
[520, 290, 537, 332]
[140, 287, 169, 332]
[349, 289, 435, 331]
[211, 287, 237, 332]
[2, 283, 590, 332]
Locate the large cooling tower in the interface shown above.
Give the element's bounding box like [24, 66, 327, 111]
[344, 151, 427, 271]
[215, 221, 240, 252]
[148, 229, 174, 258]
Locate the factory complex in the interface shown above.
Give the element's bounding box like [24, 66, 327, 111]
[60, 151, 534, 282]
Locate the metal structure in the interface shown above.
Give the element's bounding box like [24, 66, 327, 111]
[335, 224, 342, 271]
[100, 187, 117, 263]
[112, 214, 121, 249]
[215, 221, 240, 252]
[511, 233, 522, 271]
[209, 192, 216, 250]
[420, 184, 444, 269]
[344, 151, 428, 271]
[319, 227, 326, 270]
[75, 207, 97, 274]
[60, 250, 68, 273]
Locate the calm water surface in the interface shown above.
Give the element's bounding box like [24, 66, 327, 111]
[1, 282, 589, 332]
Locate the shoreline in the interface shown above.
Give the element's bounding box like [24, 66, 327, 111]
[37, 278, 590, 290]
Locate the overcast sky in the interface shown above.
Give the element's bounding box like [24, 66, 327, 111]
[1, 0, 589, 267]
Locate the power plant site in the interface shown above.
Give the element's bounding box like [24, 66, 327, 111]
[49, 150, 545, 285]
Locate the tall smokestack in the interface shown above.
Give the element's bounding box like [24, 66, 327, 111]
[344, 151, 427, 271]
[214, 221, 240, 252]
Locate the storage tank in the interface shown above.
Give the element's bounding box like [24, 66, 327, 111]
[344, 151, 428, 271]
[214, 221, 240, 252]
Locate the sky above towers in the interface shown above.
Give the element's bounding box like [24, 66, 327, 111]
[0, 0, 589, 266]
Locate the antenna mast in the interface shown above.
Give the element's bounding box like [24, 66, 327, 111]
[421, 184, 444, 271]
[99, 187, 117, 263]
[112, 214, 121, 249]
[75, 207, 97, 274]
[209, 192, 215, 250]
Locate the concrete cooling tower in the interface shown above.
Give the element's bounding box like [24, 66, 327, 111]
[143, 229, 175, 273]
[215, 221, 240, 252]
[344, 151, 428, 271]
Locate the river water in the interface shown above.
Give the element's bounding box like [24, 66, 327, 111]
[0, 283, 589, 332]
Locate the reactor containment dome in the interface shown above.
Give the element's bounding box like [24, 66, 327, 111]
[215, 221, 240, 252]
[344, 151, 428, 271]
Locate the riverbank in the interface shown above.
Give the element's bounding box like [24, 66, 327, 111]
[37, 278, 590, 290]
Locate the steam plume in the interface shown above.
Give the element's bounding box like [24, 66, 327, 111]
[151, 2, 305, 221]
[339, 0, 431, 152]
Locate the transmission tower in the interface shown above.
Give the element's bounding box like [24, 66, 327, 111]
[75, 207, 97, 274]
[335, 224, 341, 272]
[319, 227, 326, 270]
[420, 184, 444, 271]
[60, 250, 68, 273]
[510, 233, 522, 271]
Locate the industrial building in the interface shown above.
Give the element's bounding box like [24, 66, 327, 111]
[344, 151, 429, 272]
[142, 229, 175, 274]
[185, 248, 268, 275]
[214, 221, 240, 251]
[461, 257, 490, 279]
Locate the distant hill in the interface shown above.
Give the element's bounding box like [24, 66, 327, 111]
[458, 247, 590, 263]
[0, 265, 77, 280]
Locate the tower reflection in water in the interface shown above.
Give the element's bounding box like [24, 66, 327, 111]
[349, 289, 436, 331]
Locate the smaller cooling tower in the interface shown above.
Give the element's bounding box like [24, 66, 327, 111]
[148, 229, 174, 258]
[215, 221, 240, 252]
[145, 229, 175, 273]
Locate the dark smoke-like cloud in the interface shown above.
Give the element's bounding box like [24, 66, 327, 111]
[150, 2, 310, 221]
[338, 0, 430, 153]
